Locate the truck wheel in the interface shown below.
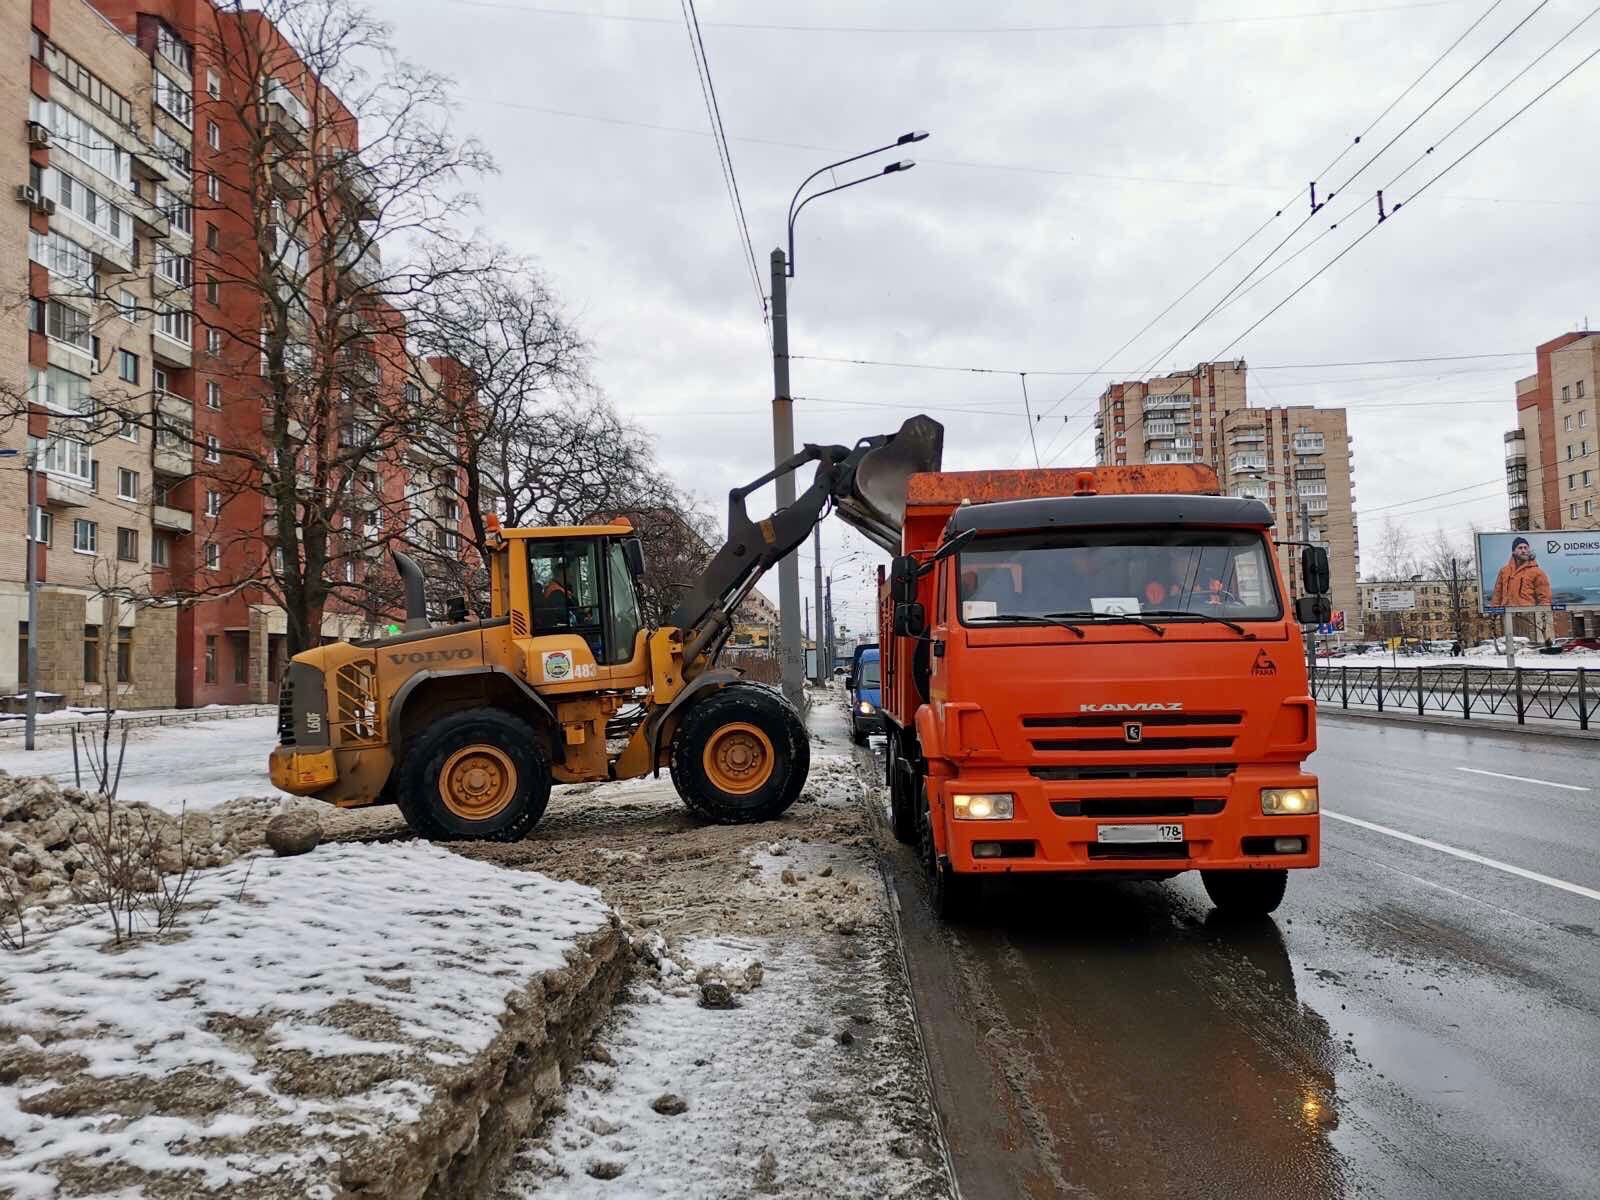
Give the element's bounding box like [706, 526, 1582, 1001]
[1201, 868, 1288, 916]
[850, 719, 868, 746]
[670, 684, 809, 824]
[397, 708, 551, 842]
[886, 736, 918, 845]
[919, 782, 973, 921]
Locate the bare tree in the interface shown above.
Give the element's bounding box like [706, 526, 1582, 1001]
[1370, 517, 1418, 581]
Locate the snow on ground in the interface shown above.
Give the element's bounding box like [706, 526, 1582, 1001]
[0, 703, 269, 731]
[0, 715, 287, 813]
[505, 932, 941, 1199]
[0, 840, 610, 1199]
[1332, 650, 1600, 670]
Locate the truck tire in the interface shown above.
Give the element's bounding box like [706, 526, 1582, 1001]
[886, 735, 918, 845]
[670, 684, 809, 824]
[396, 708, 551, 842]
[919, 781, 974, 921]
[1201, 868, 1288, 916]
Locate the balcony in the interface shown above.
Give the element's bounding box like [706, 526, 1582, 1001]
[1228, 453, 1267, 473]
[1292, 434, 1325, 455]
[1142, 394, 1190, 412]
[1296, 481, 1328, 497]
[1147, 452, 1194, 465]
[340, 345, 381, 384]
[269, 155, 306, 200]
[327, 150, 379, 222]
[153, 330, 192, 368]
[153, 504, 192, 533]
[337, 238, 382, 293]
[1231, 484, 1268, 501]
[44, 471, 92, 508]
[1301, 498, 1329, 514]
[264, 79, 310, 148]
[1172, 436, 1194, 451]
[1505, 464, 1528, 486]
[1229, 429, 1265, 446]
[1144, 421, 1176, 440]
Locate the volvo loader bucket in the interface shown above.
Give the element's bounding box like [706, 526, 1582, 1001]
[835, 415, 944, 552]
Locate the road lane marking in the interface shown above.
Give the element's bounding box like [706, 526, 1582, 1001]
[1323, 810, 1600, 903]
[1455, 766, 1589, 792]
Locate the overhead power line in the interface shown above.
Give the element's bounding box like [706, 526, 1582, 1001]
[787, 350, 1530, 376]
[448, 0, 1462, 35]
[676, 0, 766, 325]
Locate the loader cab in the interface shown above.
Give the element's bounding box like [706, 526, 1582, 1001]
[496, 524, 648, 681]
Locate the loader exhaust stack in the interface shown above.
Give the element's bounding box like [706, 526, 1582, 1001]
[393, 551, 430, 631]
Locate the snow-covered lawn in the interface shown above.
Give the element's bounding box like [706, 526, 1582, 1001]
[1332, 650, 1600, 670]
[0, 715, 285, 813]
[0, 840, 610, 1199]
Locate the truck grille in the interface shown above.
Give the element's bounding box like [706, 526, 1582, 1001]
[1024, 710, 1241, 755]
[277, 679, 295, 746]
[1051, 796, 1225, 818]
[1031, 764, 1235, 781]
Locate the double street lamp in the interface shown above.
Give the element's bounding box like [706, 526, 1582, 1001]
[770, 130, 927, 706]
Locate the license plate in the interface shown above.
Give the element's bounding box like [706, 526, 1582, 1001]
[1097, 823, 1183, 844]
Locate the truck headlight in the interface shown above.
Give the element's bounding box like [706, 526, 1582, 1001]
[857, 700, 876, 715]
[952, 793, 1014, 820]
[1261, 787, 1319, 815]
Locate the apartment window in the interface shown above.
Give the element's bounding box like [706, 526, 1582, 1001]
[156, 304, 192, 345]
[152, 534, 169, 567]
[32, 510, 52, 546]
[160, 186, 192, 235]
[1587, 471, 1595, 486]
[1589, 500, 1596, 518]
[207, 121, 220, 151]
[204, 541, 220, 570]
[29, 229, 97, 295]
[118, 350, 139, 384]
[116, 627, 133, 684]
[116, 527, 138, 562]
[154, 71, 192, 127]
[1572, 504, 1581, 520]
[206, 276, 219, 305]
[1566, 415, 1574, 432]
[207, 173, 220, 202]
[118, 290, 138, 322]
[206, 490, 222, 517]
[206, 68, 221, 100]
[157, 247, 191, 287]
[1580, 381, 1588, 399]
[206, 223, 219, 251]
[204, 635, 217, 683]
[46, 301, 91, 353]
[84, 624, 101, 684]
[233, 638, 248, 684]
[273, 545, 285, 573]
[1568, 474, 1575, 491]
[72, 519, 97, 554]
[1582, 411, 1590, 429]
[205, 435, 221, 463]
[1569, 444, 1576, 461]
[1563, 385, 1571, 401]
[344, 559, 356, 584]
[29, 366, 91, 415]
[206, 328, 223, 355]
[206, 381, 222, 409]
[156, 23, 191, 71]
[153, 479, 171, 507]
[1586, 441, 1593, 457]
[117, 468, 139, 501]
[41, 436, 92, 483]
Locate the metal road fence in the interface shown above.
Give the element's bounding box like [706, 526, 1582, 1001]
[0, 704, 275, 740]
[1312, 665, 1596, 730]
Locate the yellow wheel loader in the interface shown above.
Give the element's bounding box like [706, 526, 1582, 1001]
[267, 416, 943, 841]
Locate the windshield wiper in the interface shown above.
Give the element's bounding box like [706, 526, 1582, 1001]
[1144, 609, 1253, 637]
[1043, 610, 1166, 636]
[969, 613, 1086, 638]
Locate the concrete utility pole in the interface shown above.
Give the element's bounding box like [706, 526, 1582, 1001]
[769, 248, 804, 707]
[824, 575, 834, 676]
[1450, 557, 1464, 650]
[1300, 494, 1316, 686]
[24, 449, 38, 751]
[811, 526, 825, 684]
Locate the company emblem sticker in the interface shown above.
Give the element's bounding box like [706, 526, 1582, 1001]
[542, 650, 573, 681]
[1251, 650, 1277, 676]
[1123, 722, 1143, 744]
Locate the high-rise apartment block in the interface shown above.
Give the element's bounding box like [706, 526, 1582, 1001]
[1094, 361, 1360, 628]
[1505, 331, 1600, 534]
[5, 0, 471, 708]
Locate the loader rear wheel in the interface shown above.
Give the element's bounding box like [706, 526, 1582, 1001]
[397, 708, 551, 842]
[671, 684, 809, 824]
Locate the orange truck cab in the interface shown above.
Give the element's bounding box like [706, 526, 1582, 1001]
[876, 466, 1325, 919]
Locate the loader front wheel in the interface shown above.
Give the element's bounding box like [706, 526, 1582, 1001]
[397, 709, 551, 842]
[671, 685, 809, 824]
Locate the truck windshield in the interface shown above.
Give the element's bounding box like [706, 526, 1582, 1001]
[957, 528, 1282, 625]
[861, 661, 881, 687]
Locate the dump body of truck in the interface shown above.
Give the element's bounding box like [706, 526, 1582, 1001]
[874, 465, 1320, 917]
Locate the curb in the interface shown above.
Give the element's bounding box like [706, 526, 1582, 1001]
[1318, 706, 1600, 743]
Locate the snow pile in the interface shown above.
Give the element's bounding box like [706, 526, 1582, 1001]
[506, 934, 946, 1198]
[0, 715, 290, 813]
[0, 771, 288, 915]
[802, 752, 866, 810]
[0, 841, 610, 1200]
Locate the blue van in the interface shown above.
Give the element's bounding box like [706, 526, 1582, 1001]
[848, 647, 883, 744]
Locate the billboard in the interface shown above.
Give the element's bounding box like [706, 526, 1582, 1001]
[1369, 590, 1415, 612]
[1477, 531, 1600, 612]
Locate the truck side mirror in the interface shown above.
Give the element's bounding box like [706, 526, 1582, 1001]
[1300, 545, 1330, 596]
[894, 601, 927, 638]
[890, 554, 919, 605]
[1295, 595, 1332, 625]
[621, 535, 647, 578]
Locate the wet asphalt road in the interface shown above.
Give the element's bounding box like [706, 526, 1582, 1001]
[872, 712, 1600, 1200]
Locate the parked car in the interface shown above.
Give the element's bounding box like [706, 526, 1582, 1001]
[1563, 637, 1600, 652]
[847, 647, 883, 745]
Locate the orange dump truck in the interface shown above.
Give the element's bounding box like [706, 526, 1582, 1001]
[862, 465, 1328, 919]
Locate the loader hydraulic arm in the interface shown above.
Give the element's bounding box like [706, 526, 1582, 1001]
[669, 415, 942, 671]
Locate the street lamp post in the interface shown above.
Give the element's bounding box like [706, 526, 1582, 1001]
[770, 130, 926, 707]
[0, 447, 39, 749]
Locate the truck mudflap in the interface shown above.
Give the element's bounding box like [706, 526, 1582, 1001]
[927, 770, 1320, 874]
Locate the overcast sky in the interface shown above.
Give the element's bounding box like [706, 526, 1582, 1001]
[379, 0, 1597, 633]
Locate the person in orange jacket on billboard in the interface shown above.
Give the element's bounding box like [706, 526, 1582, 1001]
[1489, 537, 1552, 608]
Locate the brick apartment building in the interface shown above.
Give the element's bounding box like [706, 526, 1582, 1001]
[1358, 577, 1490, 644]
[5, 0, 471, 708]
[1094, 360, 1361, 627]
[1503, 331, 1600, 639]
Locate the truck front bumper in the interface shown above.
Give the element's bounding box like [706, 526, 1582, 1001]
[268, 746, 337, 795]
[930, 768, 1320, 874]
